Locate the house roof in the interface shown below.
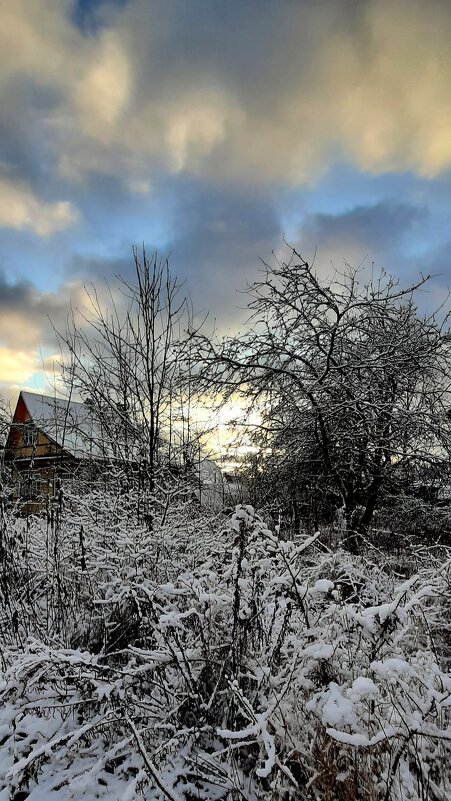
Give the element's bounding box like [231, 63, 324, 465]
[18, 391, 103, 460]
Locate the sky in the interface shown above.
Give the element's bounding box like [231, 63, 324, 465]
[1, 0, 451, 398]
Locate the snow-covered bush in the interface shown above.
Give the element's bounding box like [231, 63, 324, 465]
[0, 504, 450, 800]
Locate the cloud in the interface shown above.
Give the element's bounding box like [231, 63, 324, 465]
[2, 0, 451, 400]
[298, 202, 426, 267]
[63, 187, 447, 331]
[66, 179, 282, 326]
[0, 1, 74, 86]
[0, 178, 78, 236]
[0, 347, 40, 387]
[74, 30, 130, 143]
[0, 271, 100, 395]
[0, 273, 86, 349]
[2, 0, 451, 199]
[59, 0, 451, 182]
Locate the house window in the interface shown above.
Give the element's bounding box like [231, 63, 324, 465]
[20, 470, 41, 499]
[23, 424, 37, 447]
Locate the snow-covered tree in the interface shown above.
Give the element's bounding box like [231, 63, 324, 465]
[198, 251, 451, 550]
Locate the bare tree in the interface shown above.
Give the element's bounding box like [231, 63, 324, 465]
[56, 249, 204, 529]
[197, 249, 451, 550]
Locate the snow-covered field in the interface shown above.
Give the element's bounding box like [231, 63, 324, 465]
[1, 500, 450, 800]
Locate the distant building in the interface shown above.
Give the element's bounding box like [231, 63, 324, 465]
[4, 390, 232, 514]
[4, 391, 100, 512]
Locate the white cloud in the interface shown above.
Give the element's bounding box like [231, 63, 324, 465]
[75, 31, 130, 143]
[164, 94, 232, 172]
[0, 0, 76, 86]
[0, 178, 78, 236]
[0, 346, 39, 385]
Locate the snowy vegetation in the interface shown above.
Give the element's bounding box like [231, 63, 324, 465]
[1, 251, 451, 799]
[0, 498, 450, 800]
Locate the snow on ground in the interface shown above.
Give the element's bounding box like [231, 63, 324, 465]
[0, 503, 450, 800]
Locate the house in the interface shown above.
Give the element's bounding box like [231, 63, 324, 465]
[4, 391, 101, 511]
[4, 390, 230, 513]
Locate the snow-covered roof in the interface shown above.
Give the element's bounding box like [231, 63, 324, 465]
[20, 391, 103, 460]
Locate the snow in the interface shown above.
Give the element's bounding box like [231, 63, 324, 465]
[326, 729, 370, 746]
[0, 501, 450, 800]
[348, 676, 379, 700]
[321, 683, 357, 727]
[303, 642, 334, 659]
[20, 390, 106, 460]
[309, 578, 335, 594]
[371, 658, 416, 678]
